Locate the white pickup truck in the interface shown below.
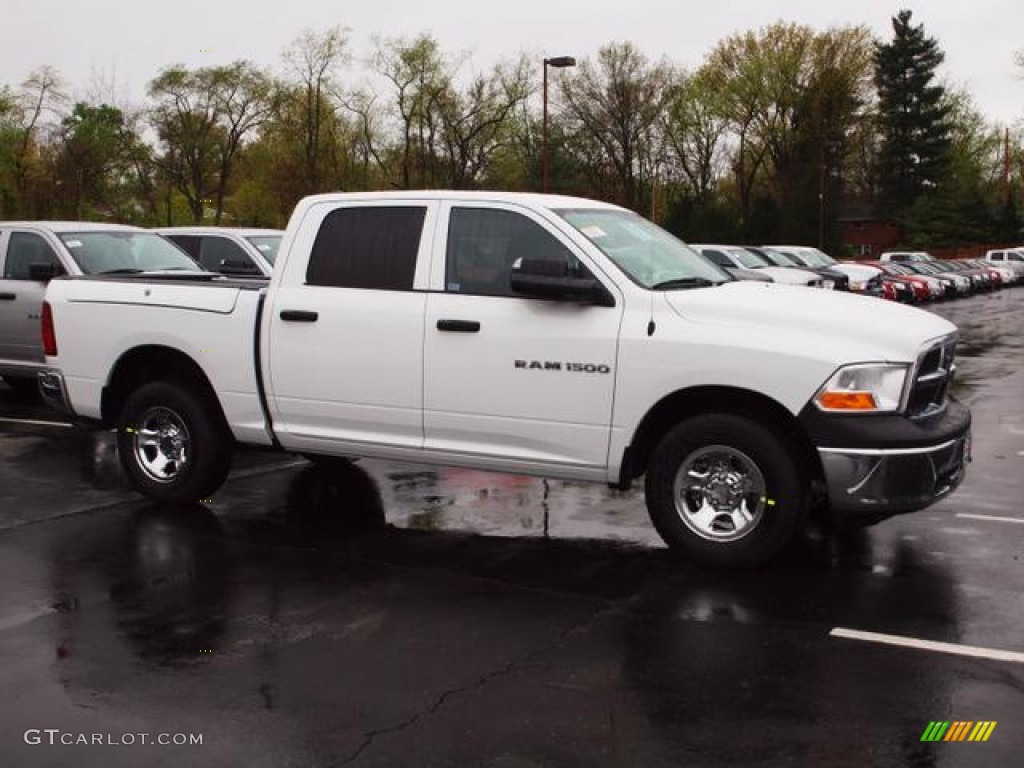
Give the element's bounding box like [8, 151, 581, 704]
[39, 192, 971, 566]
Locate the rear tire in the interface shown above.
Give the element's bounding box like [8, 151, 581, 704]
[645, 414, 806, 567]
[116, 381, 232, 505]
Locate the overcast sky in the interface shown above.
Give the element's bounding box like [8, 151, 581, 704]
[7, 0, 1023, 124]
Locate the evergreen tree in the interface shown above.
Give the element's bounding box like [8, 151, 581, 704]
[873, 9, 953, 217]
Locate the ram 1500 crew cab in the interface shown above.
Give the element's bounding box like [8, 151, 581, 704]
[39, 192, 971, 566]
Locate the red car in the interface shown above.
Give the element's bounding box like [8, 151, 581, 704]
[864, 261, 933, 302]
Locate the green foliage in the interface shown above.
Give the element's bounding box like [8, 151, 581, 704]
[0, 19, 1018, 251]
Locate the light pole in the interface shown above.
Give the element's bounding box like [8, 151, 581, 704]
[542, 55, 576, 193]
[818, 138, 841, 250]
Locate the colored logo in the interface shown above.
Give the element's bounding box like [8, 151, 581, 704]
[920, 721, 996, 742]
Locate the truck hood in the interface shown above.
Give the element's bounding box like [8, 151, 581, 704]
[664, 281, 956, 362]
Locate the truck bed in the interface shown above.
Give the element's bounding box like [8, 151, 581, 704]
[44, 275, 272, 445]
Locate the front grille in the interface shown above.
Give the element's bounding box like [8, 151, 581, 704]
[907, 336, 956, 417]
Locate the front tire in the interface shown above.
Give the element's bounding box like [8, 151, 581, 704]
[116, 381, 232, 505]
[645, 414, 806, 567]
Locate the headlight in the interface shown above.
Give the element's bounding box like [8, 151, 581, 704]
[814, 363, 909, 413]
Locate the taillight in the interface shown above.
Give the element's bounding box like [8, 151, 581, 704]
[42, 301, 57, 357]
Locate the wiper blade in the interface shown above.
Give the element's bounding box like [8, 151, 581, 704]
[651, 277, 715, 290]
[97, 268, 144, 275]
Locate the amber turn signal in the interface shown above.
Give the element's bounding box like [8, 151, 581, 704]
[816, 391, 878, 410]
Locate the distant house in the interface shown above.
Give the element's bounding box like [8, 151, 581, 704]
[838, 203, 901, 259]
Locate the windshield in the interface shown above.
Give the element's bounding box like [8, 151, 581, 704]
[796, 247, 835, 266]
[555, 209, 730, 288]
[730, 249, 771, 269]
[759, 248, 802, 267]
[58, 232, 201, 274]
[245, 235, 282, 265]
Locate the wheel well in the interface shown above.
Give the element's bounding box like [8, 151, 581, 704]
[101, 346, 224, 427]
[621, 386, 824, 493]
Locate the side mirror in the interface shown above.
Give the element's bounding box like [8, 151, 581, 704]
[29, 262, 62, 282]
[219, 258, 262, 276]
[510, 258, 614, 306]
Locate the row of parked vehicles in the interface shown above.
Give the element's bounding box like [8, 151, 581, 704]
[873, 249, 1024, 301]
[693, 243, 1024, 302]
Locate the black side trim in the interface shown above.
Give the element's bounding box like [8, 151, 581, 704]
[798, 399, 971, 450]
[253, 291, 281, 450]
[62, 274, 267, 290]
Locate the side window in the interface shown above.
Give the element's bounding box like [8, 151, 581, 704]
[701, 249, 731, 268]
[307, 206, 426, 290]
[446, 207, 584, 297]
[199, 237, 250, 272]
[3, 232, 64, 280]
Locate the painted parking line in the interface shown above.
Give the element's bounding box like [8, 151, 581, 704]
[830, 627, 1024, 664]
[956, 513, 1024, 525]
[0, 416, 74, 428]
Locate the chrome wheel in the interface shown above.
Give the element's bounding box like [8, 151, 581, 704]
[672, 444, 766, 542]
[132, 406, 191, 483]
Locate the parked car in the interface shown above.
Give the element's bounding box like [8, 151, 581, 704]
[40, 191, 970, 567]
[963, 258, 1018, 286]
[910, 262, 974, 295]
[154, 227, 282, 277]
[938, 260, 995, 292]
[688, 245, 771, 283]
[764, 244, 883, 296]
[982, 250, 1024, 282]
[745, 247, 847, 292]
[879, 251, 934, 263]
[0, 222, 204, 394]
[693, 244, 827, 287]
[869, 262, 940, 302]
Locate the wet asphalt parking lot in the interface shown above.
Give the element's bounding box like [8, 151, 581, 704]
[1, 287, 1023, 767]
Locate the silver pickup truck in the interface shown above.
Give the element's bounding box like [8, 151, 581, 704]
[0, 221, 203, 393]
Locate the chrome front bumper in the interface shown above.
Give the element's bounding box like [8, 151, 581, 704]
[37, 370, 74, 416]
[819, 432, 971, 519]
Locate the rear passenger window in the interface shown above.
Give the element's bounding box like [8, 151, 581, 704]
[199, 237, 249, 271]
[307, 206, 426, 290]
[3, 232, 63, 280]
[446, 208, 582, 297]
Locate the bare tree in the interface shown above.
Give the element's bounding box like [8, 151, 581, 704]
[283, 26, 349, 192]
[558, 42, 674, 210]
[13, 67, 66, 212]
